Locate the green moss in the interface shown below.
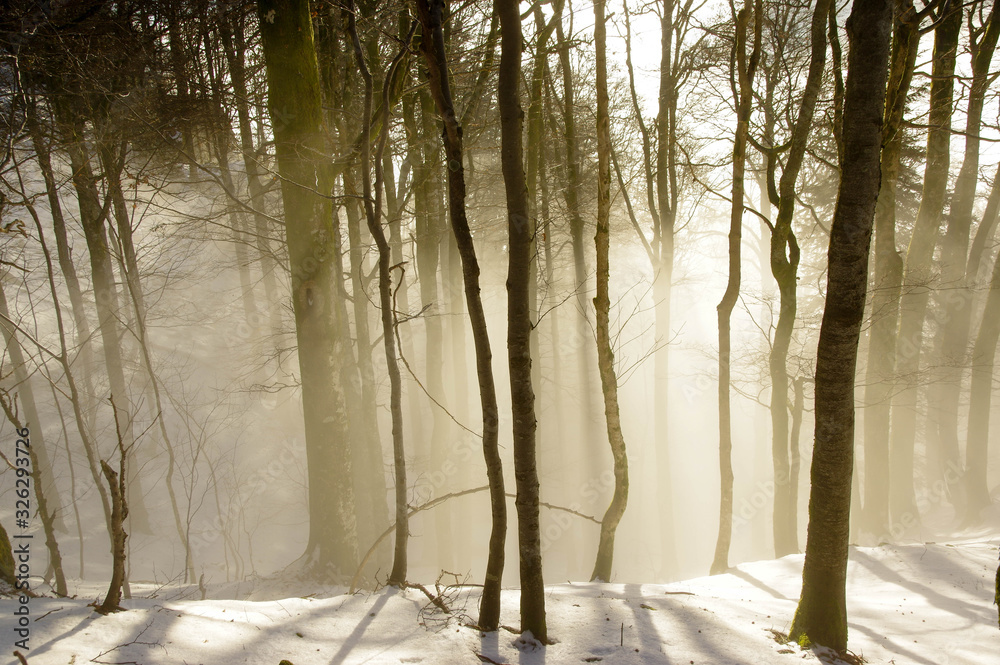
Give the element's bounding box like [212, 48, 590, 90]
[0, 522, 14, 587]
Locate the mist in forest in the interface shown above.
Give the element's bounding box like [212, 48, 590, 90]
[0, 0, 997, 625]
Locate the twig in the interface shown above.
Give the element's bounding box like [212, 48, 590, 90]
[406, 581, 451, 613]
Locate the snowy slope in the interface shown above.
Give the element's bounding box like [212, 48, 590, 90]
[5, 540, 997, 665]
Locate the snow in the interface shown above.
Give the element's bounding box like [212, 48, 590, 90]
[6, 540, 996, 664]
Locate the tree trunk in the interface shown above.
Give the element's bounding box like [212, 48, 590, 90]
[97, 458, 127, 614]
[965, 242, 1000, 515]
[590, 0, 630, 584]
[414, 0, 506, 632]
[861, 0, 920, 540]
[0, 284, 68, 596]
[790, 0, 891, 650]
[219, 12, 283, 338]
[57, 106, 151, 536]
[26, 98, 96, 435]
[767, 0, 832, 558]
[257, 0, 358, 579]
[932, 0, 1000, 503]
[347, 4, 412, 587]
[888, 2, 961, 529]
[712, 0, 760, 576]
[497, 0, 546, 641]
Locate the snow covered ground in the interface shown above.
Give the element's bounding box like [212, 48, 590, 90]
[5, 539, 997, 665]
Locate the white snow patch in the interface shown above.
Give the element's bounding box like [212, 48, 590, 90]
[5, 540, 996, 664]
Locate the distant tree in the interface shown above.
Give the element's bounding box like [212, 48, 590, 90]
[790, 0, 893, 651]
[860, 0, 925, 540]
[889, 0, 962, 528]
[256, 0, 358, 579]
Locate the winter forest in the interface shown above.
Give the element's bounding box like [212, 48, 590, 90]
[0, 0, 998, 662]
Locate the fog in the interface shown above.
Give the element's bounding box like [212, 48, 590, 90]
[0, 0, 998, 606]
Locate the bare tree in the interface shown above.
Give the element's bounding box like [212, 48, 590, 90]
[498, 0, 547, 641]
[790, 0, 892, 650]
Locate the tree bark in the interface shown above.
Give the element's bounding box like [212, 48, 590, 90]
[346, 3, 413, 587]
[590, 0, 630, 584]
[767, 0, 833, 558]
[414, 0, 506, 632]
[97, 457, 127, 614]
[712, 0, 760, 576]
[889, 1, 961, 529]
[932, 0, 1000, 505]
[861, 0, 920, 540]
[497, 0, 547, 641]
[257, 0, 358, 579]
[790, 0, 891, 650]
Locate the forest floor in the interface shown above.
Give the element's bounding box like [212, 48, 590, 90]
[4, 538, 997, 665]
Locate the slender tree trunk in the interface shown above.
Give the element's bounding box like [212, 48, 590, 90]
[97, 135, 193, 577]
[861, 0, 920, 540]
[498, 0, 546, 641]
[768, 0, 833, 558]
[965, 244, 1000, 515]
[220, 14, 283, 339]
[590, 0, 630, 584]
[889, 3, 961, 529]
[790, 0, 891, 650]
[712, 0, 760, 576]
[257, 0, 358, 579]
[26, 99, 96, 435]
[555, 10, 601, 504]
[789, 375, 806, 536]
[347, 5, 413, 587]
[933, 0, 1000, 501]
[0, 283, 67, 596]
[97, 456, 127, 614]
[414, 0, 506, 632]
[58, 106, 151, 536]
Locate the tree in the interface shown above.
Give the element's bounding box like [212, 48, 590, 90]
[759, 0, 833, 559]
[860, 0, 924, 540]
[498, 0, 546, 641]
[790, 0, 893, 650]
[414, 0, 506, 632]
[256, 0, 357, 579]
[933, 0, 1000, 516]
[889, 0, 962, 528]
[590, 0, 629, 584]
[712, 0, 762, 576]
[345, 0, 413, 587]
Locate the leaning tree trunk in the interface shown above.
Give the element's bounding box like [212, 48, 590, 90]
[414, 0, 506, 633]
[712, 0, 760, 576]
[790, 0, 891, 651]
[0, 284, 67, 596]
[257, 0, 358, 579]
[590, 0, 630, 584]
[497, 0, 547, 642]
[57, 106, 151, 537]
